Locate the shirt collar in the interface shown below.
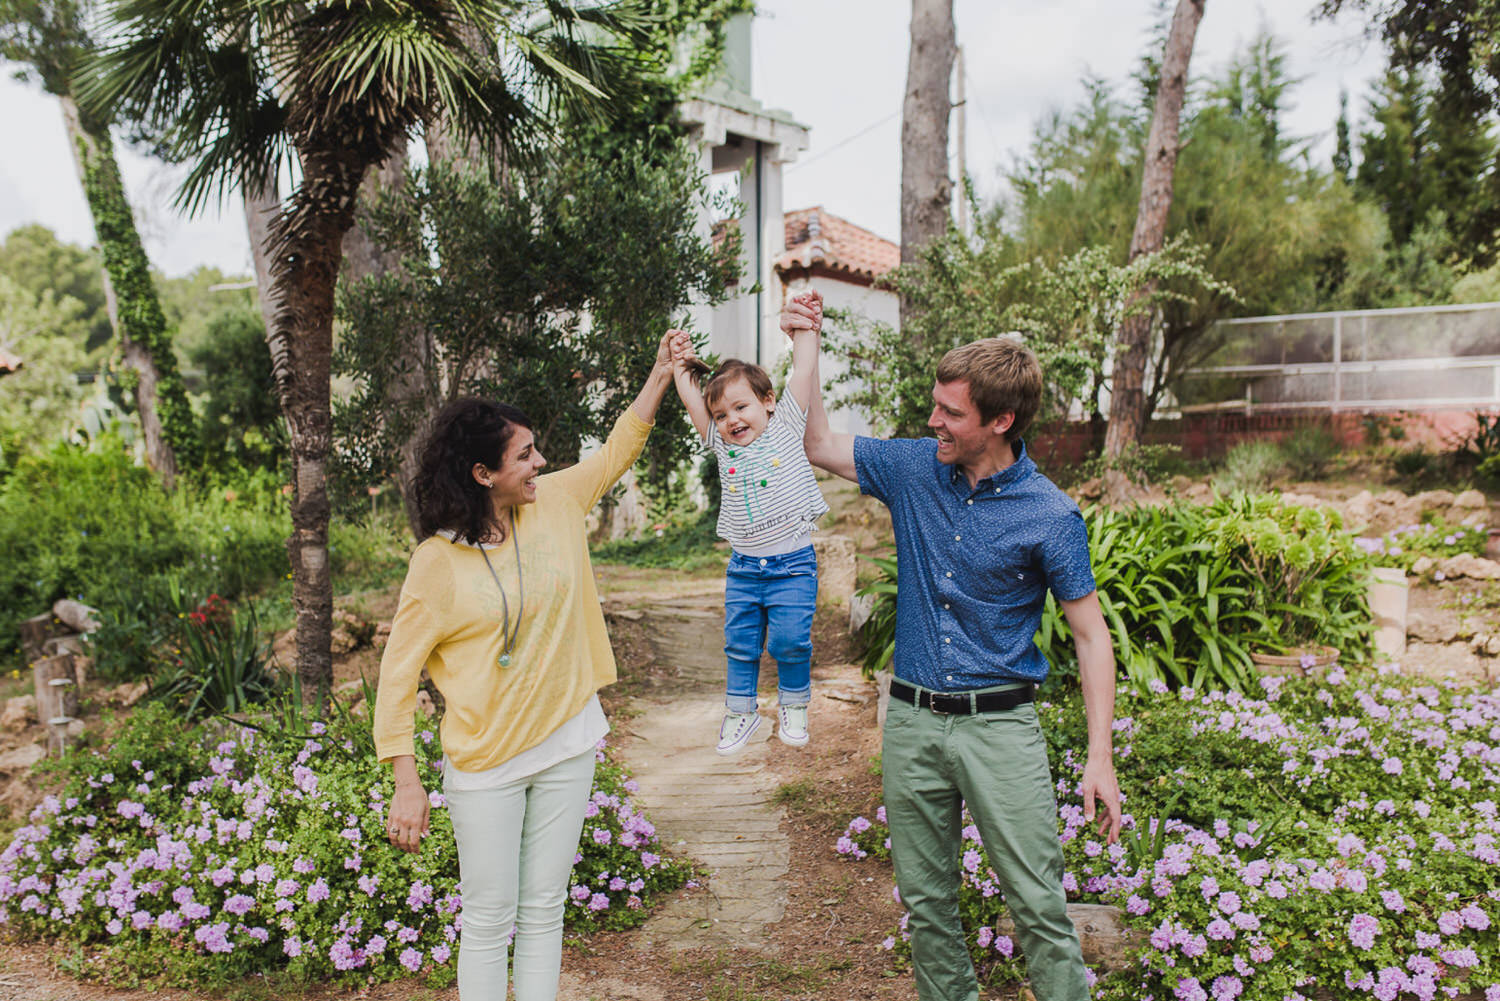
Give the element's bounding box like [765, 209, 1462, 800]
[945, 438, 1033, 492]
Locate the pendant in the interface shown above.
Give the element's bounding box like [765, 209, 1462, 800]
[499, 653, 512, 667]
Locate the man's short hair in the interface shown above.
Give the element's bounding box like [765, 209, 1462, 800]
[703, 359, 775, 412]
[935, 337, 1042, 441]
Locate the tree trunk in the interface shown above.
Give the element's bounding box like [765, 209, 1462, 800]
[1103, 0, 1205, 478]
[898, 0, 955, 336]
[60, 95, 191, 489]
[263, 151, 367, 705]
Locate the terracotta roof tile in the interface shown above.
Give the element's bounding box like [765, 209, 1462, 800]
[776, 206, 899, 287]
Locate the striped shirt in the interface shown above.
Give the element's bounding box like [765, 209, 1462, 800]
[705, 391, 829, 554]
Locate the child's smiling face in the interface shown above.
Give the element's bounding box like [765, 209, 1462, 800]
[710, 375, 775, 447]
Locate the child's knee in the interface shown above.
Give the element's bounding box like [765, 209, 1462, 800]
[767, 630, 812, 665]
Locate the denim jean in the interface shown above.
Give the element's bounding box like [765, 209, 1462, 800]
[723, 545, 818, 712]
[444, 747, 596, 1001]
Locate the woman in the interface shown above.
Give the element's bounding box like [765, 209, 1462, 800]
[373, 333, 675, 1000]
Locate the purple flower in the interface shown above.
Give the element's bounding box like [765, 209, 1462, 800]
[588, 893, 609, 912]
[224, 893, 254, 917]
[1210, 975, 1243, 1001]
[591, 828, 612, 846]
[1175, 977, 1207, 1001]
[307, 878, 330, 904]
[1348, 913, 1378, 950]
[399, 947, 423, 971]
[995, 935, 1014, 958]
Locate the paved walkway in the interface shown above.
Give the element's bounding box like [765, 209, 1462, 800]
[609, 592, 792, 952]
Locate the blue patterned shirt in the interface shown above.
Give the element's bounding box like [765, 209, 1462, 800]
[854, 436, 1095, 690]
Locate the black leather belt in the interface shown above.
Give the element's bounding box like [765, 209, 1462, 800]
[889, 680, 1034, 715]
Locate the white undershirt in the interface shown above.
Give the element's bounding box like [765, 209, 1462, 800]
[443, 696, 609, 791]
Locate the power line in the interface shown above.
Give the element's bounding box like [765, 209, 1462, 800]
[785, 110, 900, 173]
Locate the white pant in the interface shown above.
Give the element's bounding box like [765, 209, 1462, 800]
[445, 747, 596, 1001]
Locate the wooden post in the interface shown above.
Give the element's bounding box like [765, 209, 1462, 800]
[31, 654, 79, 756]
[19, 613, 54, 665]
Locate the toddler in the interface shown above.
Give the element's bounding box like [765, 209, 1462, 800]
[668, 291, 829, 754]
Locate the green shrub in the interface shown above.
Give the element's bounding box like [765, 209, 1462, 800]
[858, 496, 1373, 695]
[1, 701, 689, 986]
[1276, 425, 1340, 480]
[1212, 440, 1286, 494]
[0, 441, 194, 663]
[1204, 494, 1372, 654]
[0, 443, 291, 668]
[1389, 443, 1446, 487]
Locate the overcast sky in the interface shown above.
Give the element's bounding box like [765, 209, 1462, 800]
[0, 0, 1386, 278]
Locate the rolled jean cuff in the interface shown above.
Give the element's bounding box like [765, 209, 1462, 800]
[778, 686, 811, 706]
[725, 693, 759, 713]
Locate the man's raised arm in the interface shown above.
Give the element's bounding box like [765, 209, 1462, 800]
[781, 291, 857, 482]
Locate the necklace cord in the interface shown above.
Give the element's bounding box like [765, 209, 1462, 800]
[478, 516, 524, 663]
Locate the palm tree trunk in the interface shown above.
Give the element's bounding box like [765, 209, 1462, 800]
[60, 95, 191, 488]
[1103, 0, 1205, 473]
[899, 0, 956, 337]
[263, 152, 366, 705]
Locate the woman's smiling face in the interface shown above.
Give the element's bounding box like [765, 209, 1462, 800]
[478, 426, 547, 508]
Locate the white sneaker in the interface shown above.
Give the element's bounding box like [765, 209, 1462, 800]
[716, 711, 762, 756]
[777, 703, 809, 747]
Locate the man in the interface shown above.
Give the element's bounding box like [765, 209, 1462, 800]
[784, 290, 1121, 1001]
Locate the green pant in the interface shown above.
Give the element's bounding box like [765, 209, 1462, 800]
[882, 688, 1088, 1001]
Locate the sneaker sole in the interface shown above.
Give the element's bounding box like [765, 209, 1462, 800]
[715, 714, 763, 756]
[776, 727, 809, 748]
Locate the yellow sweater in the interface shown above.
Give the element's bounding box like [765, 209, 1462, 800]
[373, 409, 652, 772]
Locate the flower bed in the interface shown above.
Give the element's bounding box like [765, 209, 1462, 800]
[838, 669, 1500, 999]
[0, 703, 689, 985]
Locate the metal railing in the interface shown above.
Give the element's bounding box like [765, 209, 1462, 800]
[1176, 302, 1500, 415]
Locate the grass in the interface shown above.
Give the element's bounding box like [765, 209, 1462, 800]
[772, 777, 819, 809]
[590, 510, 724, 570]
[667, 952, 852, 1000]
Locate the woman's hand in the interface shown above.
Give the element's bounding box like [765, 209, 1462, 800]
[630, 330, 681, 423]
[654, 329, 674, 371]
[386, 755, 430, 854]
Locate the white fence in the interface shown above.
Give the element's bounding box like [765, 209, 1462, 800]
[1176, 302, 1500, 415]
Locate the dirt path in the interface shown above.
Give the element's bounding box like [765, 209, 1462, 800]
[610, 592, 791, 952]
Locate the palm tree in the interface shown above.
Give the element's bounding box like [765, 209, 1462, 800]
[78, 0, 650, 702]
[1, 0, 196, 488]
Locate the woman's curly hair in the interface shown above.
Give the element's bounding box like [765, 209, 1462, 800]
[413, 397, 532, 544]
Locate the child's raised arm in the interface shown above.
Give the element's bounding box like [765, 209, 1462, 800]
[669, 329, 712, 441]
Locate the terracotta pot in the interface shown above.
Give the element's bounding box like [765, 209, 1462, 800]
[1249, 645, 1339, 678]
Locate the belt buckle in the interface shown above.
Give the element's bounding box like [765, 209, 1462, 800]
[930, 692, 965, 715]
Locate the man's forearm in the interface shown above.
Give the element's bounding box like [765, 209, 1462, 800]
[1077, 632, 1116, 762]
